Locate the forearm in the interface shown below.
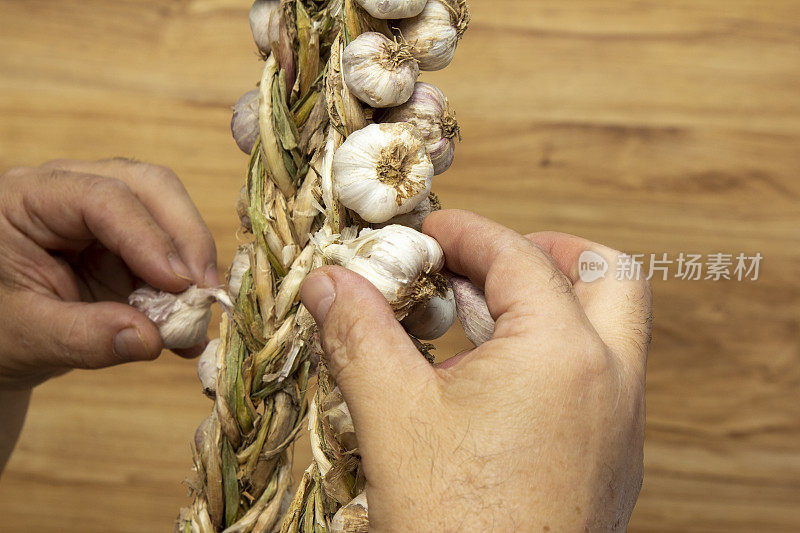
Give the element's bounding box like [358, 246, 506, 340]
[0, 388, 31, 475]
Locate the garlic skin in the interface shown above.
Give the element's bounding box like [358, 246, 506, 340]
[228, 244, 252, 298]
[450, 276, 495, 346]
[376, 193, 440, 231]
[330, 491, 368, 533]
[355, 0, 427, 19]
[231, 89, 260, 155]
[342, 32, 420, 108]
[333, 123, 433, 223]
[128, 286, 232, 350]
[402, 286, 457, 340]
[393, 0, 470, 71]
[320, 225, 445, 318]
[249, 0, 278, 55]
[378, 82, 460, 175]
[197, 338, 221, 396]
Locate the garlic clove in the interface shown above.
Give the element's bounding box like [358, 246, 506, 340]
[197, 338, 221, 397]
[375, 192, 441, 231]
[231, 89, 260, 155]
[342, 32, 420, 108]
[354, 0, 427, 19]
[333, 123, 433, 223]
[330, 491, 368, 533]
[319, 225, 445, 319]
[402, 286, 457, 340]
[393, 0, 470, 71]
[249, 0, 278, 55]
[450, 276, 495, 346]
[378, 82, 460, 175]
[128, 285, 232, 350]
[228, 244, 253, 299]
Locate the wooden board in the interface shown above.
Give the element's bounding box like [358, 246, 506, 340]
[1, 0, 798, 530]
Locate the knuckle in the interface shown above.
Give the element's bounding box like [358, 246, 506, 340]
[39, 158, 75, 170]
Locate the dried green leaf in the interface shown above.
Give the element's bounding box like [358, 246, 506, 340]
[222, 438, 240, 527]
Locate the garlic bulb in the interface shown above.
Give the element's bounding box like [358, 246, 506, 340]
[128, 286, 233, 350]
[342, 32, 420, 108]
[320, 225, 445, 318]
[355, 0, 427, 19]
[228, 244, 252, 298]
[376, 193, 440, 231]
[333, 123, 433, 223]
[450, 276, 495, 346]
[197, 338, 221, 396]
[330, 491, 368, 533]
[249, 0, 278, 55]
[402, 286, 457, 340]
[393, 0, 470, 71]
[231, 89, 260, 155]
[378, 82, 460, 175]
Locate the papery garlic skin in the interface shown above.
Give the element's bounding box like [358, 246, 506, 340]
[231, 89, 260, 155]
[330, 491, 368, 533]
[402, 286, 457, 340]
[228, 244, 252, 298]
[197, 338, 221, 396]
[342, 32, 420, 108]
[393, 0, 470, 71]
[450, 276, 495, 346]
[333, 123, 433, 223]
[320, 225, 445, 318]
[355, 0, 427, 19]
[378, 82, 460, 175]
[128, 286, 232, 350]
[376, 193, 440, 231]
[249, 0, 278, 55]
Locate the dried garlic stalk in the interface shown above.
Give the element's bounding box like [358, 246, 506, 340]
[177, 0, 469, 531]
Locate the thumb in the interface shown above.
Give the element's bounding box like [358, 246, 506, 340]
[300, 267, 434, 431]
[5, 291, 163, 378]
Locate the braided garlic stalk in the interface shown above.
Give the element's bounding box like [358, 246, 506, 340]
[177, 1, 469, 531]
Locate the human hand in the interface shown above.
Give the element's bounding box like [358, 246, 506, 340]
[300, 210, 652, 532]
[0, 159, 219, 390]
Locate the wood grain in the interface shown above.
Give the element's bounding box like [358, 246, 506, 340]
[1, 0, 799, 531]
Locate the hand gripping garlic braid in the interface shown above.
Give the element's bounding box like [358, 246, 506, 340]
[177, 1, 471, 531]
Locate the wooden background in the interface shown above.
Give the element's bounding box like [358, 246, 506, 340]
[1, 0, 799, 531]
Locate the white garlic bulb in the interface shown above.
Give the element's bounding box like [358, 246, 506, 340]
[402, 286, 457, 340]
[320, 225, 445, 318]
[249, 0, 279, 55]
[378, 82, 460, 175]
[128, 286, 233, 350]
[330, 491, 368, 533]
[354, 0, 427, 19]
[197, 338, 221, 396]
[393, 0, 470, 71]
[342, 32, 420, 108]
[376, 193, 440, 231]
[450, 276, 495, 346]
[333, 123, 433, 223]
[231, 89, 260, 155]
[228, 244, 252, 298]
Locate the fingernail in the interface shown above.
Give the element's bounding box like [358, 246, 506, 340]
[300, 272, 335, 324]
[113, 327, 151, 361]
[168, 253, 194, 282]
[204, 263, 221, 288]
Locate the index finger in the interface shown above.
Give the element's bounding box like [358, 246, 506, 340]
[41, 159, 219, 287]
[423, 210, 587, 332]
